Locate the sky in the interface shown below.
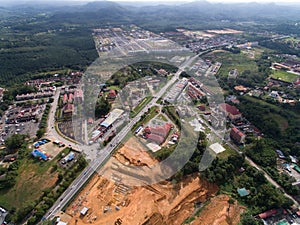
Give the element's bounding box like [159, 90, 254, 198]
[1, 0, 300, 5]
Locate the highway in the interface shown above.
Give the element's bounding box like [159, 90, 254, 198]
[43, 55, 196, 220]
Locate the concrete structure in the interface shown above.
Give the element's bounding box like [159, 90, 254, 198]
[228, 69, 238, 79]
[164, 79, 188, 103]
[100, 109, 124, 128]
[230, 127, 246, 144]
[80, 207, 89, 216]
[209, 143, 226, 154]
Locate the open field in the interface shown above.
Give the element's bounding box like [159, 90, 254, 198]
[269, 113, 289, 132]
[39, 141, 63, 160]
[206, 29, 243, 34]
[270, 69, 299, 83]
[0, 154, 58, 209]
[205, 51, 258, 77]
[0, 147, 73, 210]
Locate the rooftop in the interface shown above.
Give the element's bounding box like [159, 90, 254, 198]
[219, 103, 241, 116]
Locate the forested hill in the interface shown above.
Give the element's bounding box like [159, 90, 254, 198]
[1, 1, 300, 86]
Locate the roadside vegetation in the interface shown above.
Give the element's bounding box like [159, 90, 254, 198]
[0, 135, 87, 224]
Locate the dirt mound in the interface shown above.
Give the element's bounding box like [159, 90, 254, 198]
[115, 137, 158, 167]
[65, 174, 218, 225]
[64, 137, 242, 225]
[191, 194, 246, 225]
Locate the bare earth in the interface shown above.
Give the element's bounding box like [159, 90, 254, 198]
[191, 195, 246, 225]
[64, 137, 243, 225]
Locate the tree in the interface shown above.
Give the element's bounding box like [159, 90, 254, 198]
[95, 96, 111, 118]
[240, 212, 263, 225]
[5, 134, 26, 154]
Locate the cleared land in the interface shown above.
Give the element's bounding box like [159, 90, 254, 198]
[189, 194, 245, 225]
[65, 174, 218, 225]
[64, 137, 245, 225]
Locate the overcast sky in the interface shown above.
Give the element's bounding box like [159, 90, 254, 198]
[1, 0, 300, 5]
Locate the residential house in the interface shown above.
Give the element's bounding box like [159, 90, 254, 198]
[219, 103, 242, 121]
[230, 127, 246, 144]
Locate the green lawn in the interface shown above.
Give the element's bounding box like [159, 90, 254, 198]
[270, 69, 298, 83]
[108, 85, 121, 91]
[218, 144, 238, 159]
[132, 106, 159, 131]
[156, 113, 168, 122]
[130, 96, 153, 118]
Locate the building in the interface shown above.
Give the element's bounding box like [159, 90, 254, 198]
[270, 90, 279, 98]
[228, 69, 238, 79]
[100, 109, 124, 128]
[63, 93, 68, 104]
[234, 85, 248, 92]
[107, 89, 117, 100]
[68, 93, 73, 103]
[219, 103, 242, 121]
[276, 150, 286, 159]
[74, 89, 83, 103]
[164, 79, 188, 103]
[230, 127, 246, 144]
[80, 207, 89, 216]
[209, 143, 225, 154]
[149, 123, 172, 138]
[144, 123, 172, 145]
[62, 103, 74, 117]
[187, 84, 205, 100]
[147, 134, 165, 145]
[258, 209, 277, 219]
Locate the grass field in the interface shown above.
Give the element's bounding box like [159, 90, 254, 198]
[130, 96, 153, 118]
[270, 69, 298, 83]
[218, 144, 238, 159]
[205, 51, 258, 77]
[0, 147, 70, 210]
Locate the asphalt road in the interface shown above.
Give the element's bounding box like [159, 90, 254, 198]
[46, 87, 81, 150]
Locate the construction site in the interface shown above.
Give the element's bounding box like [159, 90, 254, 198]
[64, 137, 243, 225]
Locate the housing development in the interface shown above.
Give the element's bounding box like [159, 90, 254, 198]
[0, 1, 300, 225]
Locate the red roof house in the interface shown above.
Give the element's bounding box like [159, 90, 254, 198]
[230, 127, 246, 144]
[68, 93, 73, 103]
[258, 209, 277, 219]
[219, 103, 242, 121]
[107, 89, 117, 100]
[147, 134, 165, 145]
[63, 93, 68, 104]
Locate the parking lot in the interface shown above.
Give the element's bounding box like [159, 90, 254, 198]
[1, 121, 39, 141]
